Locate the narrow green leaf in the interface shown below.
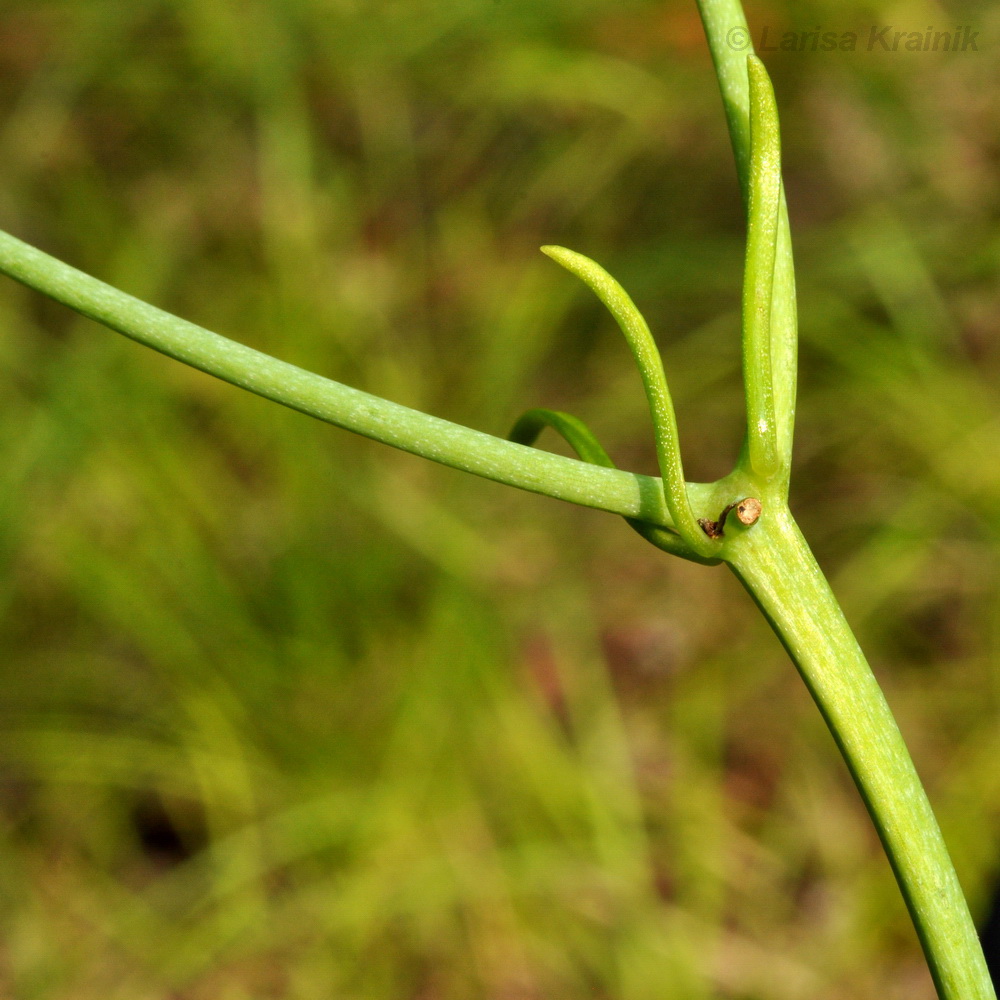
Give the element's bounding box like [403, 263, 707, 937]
[742, 54, 781, 478]
[695, 2, 798, 483]
[540, 246, 715, 557]
[510, 408, 720, 564]
[510, 408, 616, 468]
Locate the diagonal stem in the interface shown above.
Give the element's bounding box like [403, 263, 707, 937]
[0, 226, 685, 527]
[726, 508, 995, 1000]
[698, 1, 994, 995]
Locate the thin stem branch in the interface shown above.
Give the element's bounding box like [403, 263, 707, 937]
[0, 226, 688, 527]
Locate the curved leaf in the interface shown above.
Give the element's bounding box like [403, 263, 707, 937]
[540, 246, 715, 557]
[510, 407, 721, 565]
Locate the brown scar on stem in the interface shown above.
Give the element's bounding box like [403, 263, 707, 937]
[698, 497, 762, 538]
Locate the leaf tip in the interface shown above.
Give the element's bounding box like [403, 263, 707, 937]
[746, 53, 776, 109]
[540, 244, 575, 267]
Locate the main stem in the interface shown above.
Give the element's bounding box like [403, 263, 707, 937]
[726, 506, 994, 1000]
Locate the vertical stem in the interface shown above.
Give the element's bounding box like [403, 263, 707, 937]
[726, 508, 995, 1000]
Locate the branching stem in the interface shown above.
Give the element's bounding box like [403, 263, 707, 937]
[0, 4, 991, 996]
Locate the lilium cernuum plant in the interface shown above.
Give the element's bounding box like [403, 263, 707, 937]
[0, 0, 992, 994]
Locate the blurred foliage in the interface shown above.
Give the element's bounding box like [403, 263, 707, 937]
[0, 0, 999, 997]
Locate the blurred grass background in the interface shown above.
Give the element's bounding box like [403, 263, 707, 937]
[0, 0, 998, 997]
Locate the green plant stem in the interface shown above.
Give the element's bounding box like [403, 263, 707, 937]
[697, 1, 993, 994]
[0, 226, 695, 528]
[0, 2, 991, 990]
[725, 505, 994, 999]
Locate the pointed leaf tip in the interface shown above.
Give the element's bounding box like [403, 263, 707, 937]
[540, 244, 583, 271]
[747, 54, 778, 121]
